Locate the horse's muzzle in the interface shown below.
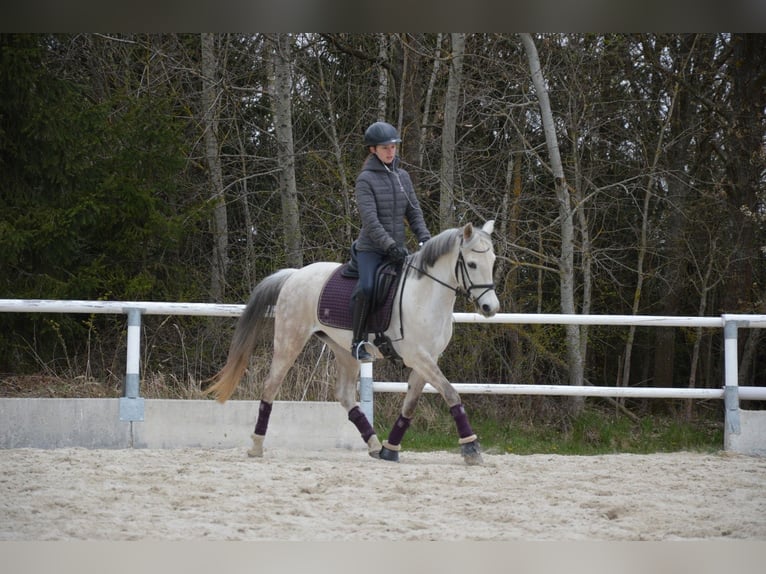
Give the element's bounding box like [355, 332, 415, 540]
[480, 302, 498, 317]
[475, 290, 499, 317]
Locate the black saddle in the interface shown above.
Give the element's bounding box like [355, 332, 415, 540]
[340, 241, 399, 309]
[317, 242, 401, 332]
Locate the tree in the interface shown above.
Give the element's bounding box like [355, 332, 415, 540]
[723, 34, 766, 314]
[270, 33, 302, 268]
[439, 33, 465, 231]
[0, 33, 194, 372]
[201, 33, 229, 301]
[520, 33, 584, 413]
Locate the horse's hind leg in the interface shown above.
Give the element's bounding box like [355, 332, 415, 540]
[248, 322, 313, 458]
[323, 336, 382, 458]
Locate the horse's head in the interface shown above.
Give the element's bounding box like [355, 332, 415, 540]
[457, 220, 500, 317]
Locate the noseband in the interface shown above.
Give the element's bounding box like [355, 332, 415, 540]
[454, 251, 496, 305]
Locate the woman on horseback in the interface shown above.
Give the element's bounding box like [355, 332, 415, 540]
[351, 121, 432, 361]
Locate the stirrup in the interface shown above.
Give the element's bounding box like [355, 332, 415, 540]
[352, 341, 373, 362]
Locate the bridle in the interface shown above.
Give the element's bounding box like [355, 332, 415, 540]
[404, 238, 496, 308]
[454, 250, 496, 305]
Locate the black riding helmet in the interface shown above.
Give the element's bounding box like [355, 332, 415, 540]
[363, 121, 402, 146]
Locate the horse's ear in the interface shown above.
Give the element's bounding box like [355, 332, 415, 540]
[462, 222, 474, 241]
[482, 220, 495, 235]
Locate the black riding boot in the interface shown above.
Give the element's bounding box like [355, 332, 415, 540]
[350, 294, 373, 361]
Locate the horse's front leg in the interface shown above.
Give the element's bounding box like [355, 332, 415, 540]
[410, 359, 483, 466]
[378, 371, 426, 462]
[450, 403, 482, 466]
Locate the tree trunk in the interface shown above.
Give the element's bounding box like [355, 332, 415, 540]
[315, 49, 353, 245]
[520, 33, 584, 414]
[652, 38, 699, 391]
[439, 33, 464, 231]
[622, 80, 679, 391]
[686, 234, 722, 419]
[501, 152, 522, 363]
[419, 33, 443, 169]
[376, 34, 389, 120]
[234, 126, 256, 291]
[398, 33, 424, 180]
[271, 33, 302, 268]
[570, 125, 592, 373]
[201, 33, 228, 301]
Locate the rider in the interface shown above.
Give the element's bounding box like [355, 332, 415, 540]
[351, 121, 432, 361]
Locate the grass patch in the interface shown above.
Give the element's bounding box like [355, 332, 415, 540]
[374, 403, 724, 455]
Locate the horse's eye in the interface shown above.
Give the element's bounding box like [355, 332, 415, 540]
[468, 262, 477, 269]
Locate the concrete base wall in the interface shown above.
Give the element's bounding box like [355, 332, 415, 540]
[0, 398, 364, 451]
[725, 408, 766, 456]
[3, 398, 763, 455]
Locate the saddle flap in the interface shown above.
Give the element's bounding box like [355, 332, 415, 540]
[340, 241, 359, 278]
[372, 262, 398, 308]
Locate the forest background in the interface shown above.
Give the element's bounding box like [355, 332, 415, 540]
[1, 33, 764, 428]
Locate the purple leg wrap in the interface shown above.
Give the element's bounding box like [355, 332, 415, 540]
[348, 406, 375, 442]
[450, 403, 474, 439]
[254, 401, 273, 436]
[385, 415, 412, 446]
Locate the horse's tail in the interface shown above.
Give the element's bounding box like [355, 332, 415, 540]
[204, 268, 297, 403]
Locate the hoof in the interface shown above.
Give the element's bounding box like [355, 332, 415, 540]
[367, 435, 382, 458]
[461, 440, 483, 466]
[247, 433, 265, 458]
[379, 446, 400, 462]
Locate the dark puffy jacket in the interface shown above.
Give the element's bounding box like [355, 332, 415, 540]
[354, 154, 431, 253]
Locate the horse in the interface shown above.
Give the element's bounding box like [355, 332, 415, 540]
[204, 220, 499, 465]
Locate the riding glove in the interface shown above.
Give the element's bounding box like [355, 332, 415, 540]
[386, 244, 408, 264]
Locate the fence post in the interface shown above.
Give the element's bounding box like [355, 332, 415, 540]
[359, 361, 374, 427]
[723, 317, 740, 435]
[119, 307, 145, 422]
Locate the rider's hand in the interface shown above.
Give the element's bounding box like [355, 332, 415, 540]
[386, 244, 408, 264]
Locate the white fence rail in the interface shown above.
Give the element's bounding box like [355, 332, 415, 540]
[370, 313, 766, 405]
[1, 299, 765, 440]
